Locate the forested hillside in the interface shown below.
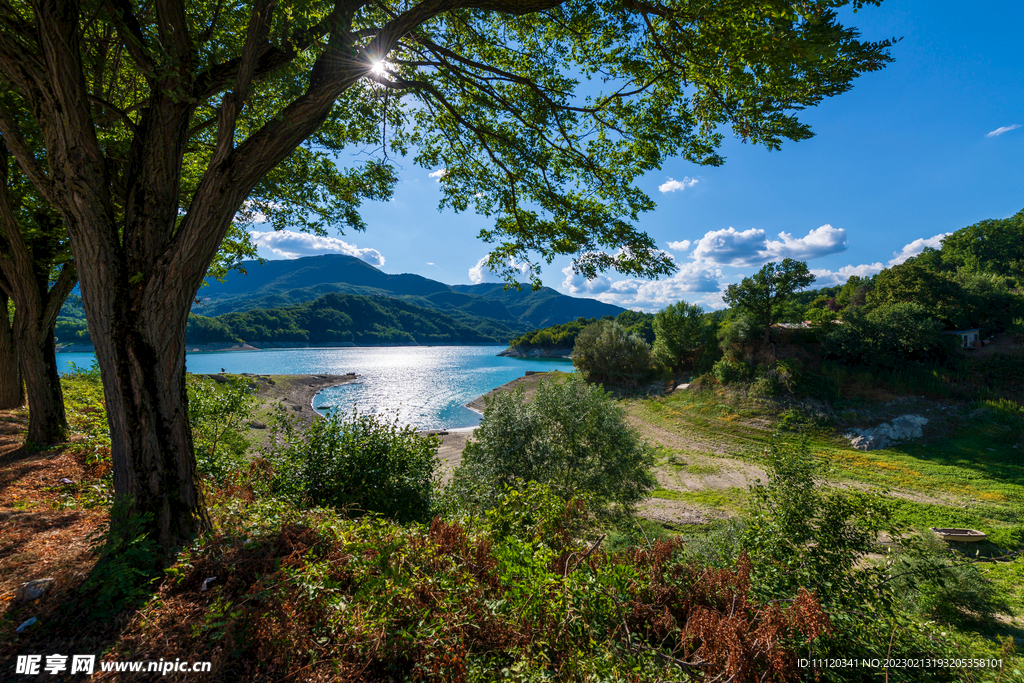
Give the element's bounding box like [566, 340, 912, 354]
[192, 253, 626, 327]
[186, 292, 528, 345]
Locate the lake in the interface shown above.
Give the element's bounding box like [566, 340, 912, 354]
[56, 346, 573, 430]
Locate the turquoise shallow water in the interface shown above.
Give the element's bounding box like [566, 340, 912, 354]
[56, 346, 573, 430]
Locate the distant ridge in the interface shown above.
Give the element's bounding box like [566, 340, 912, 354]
[194, 254, 625, 329]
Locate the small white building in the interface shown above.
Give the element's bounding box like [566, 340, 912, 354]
[948, 328, 982, 349]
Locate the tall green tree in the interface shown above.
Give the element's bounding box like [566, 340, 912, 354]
[0, 0, 892, 548]
[939, 208, 1024, 280]
[652, 300, 706, 373]
[722, 259, 815, 344]
[867, 261, 962, 327]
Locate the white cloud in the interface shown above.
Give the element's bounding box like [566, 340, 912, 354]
[987, 124, 1021, 138]
[690, 224, 847, 266]
[468, 255, 531, 284]
[810, 262, 885, 287]
[667, 239, 691, 252]
[429, 168, 447, 180]
[426, 262, 435, 266]
[658, 177, 698, 193]
[249, 230, 385, 267]
[561, 265, 612, 295]
[578, 262, 723, 311]
[888, 232, 951, 265]
[237, 200, 283, 225]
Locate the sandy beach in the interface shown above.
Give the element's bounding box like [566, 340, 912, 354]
[240, 369, 570, 480]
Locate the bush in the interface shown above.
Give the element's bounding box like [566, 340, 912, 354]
[449, 373, 655, 519]
[749, 360, 799, 397]
[712, 357, 749, 385]
[187, 376, 257, 483]
[883, 532, 1010, 629]
[262, 409, 440, 523]
[572, 319, 655, 387]
[742, 435, 896, 608]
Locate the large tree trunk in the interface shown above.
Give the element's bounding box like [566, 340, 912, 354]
[82, 273, 208, 548]
[1, 0, 360, 550]
[0, 288, 23, 409]
[14, 304, 67, 444]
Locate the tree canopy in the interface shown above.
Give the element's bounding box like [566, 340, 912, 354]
[722, 259, 815, 343]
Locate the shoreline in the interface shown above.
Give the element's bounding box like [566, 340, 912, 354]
[267, 369, 567, 479]
[56, 341, 511, 354]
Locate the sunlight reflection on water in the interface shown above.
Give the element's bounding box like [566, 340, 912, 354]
[57, 346, 573, 430]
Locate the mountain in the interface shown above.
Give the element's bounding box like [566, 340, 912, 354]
[186, 291, 523, 346]
[194, 254, 625, 328]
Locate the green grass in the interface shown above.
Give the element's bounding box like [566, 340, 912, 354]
[650, 487, 750, 513]
[654, 446, 723, 475]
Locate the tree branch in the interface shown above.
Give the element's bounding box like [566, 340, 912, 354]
[211, 0, 276, 167]
[101, 0, 156, 76]
[0, 102, 55, 205]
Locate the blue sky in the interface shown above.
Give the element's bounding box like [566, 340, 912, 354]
[250, 0, 1024, 311]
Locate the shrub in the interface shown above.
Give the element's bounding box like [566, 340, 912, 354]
[712, 357, 749, 385]
[449, 373, 655, 519]
[883, 532, 1010, 629]
[749, 360, 799, 397]
[187, 376, 257, 483]
[262, 409, 440, 523]
[742, 435, 896, 609]
[572, 319, 655, 387]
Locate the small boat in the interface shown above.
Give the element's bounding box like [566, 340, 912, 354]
[929, 527, 987, 543]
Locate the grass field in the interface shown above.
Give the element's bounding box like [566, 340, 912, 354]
[623, 380, 1024, 647]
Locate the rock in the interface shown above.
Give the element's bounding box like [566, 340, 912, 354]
[248, 420, 267, 429]
[16, 578, 54, 602]
[208, 374, 229, 383]
[845, 414, 929, 451]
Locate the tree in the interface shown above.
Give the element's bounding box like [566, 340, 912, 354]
[939, 208, 1024, 280]
[0, 0, 893, 548]
[0, 282, 21, 409]
[867, 262, 963, 328]
[652, 300, 706, 373]
[573, 319, 655, 387]
[821, 302, 953, 369]
[722, 259, 815, 344]
[0, 145, 76, 442]
[451, 374, 655, 518]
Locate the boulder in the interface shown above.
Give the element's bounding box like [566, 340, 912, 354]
[16, 578, 54, 603]
[845, 414, 928, 451]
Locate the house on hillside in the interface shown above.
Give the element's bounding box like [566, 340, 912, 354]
[948, 328, 982, 349]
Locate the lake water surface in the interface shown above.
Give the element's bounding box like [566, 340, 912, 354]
[56, 346, 573, 430]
